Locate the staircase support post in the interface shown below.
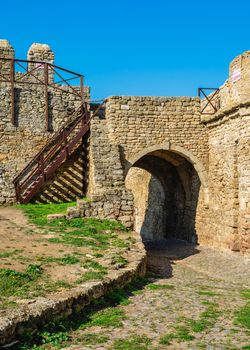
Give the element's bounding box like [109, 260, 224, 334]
[44, 63, 49, 131]
[10, 59, 15, 126]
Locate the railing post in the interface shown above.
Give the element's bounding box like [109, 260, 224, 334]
[62, 128, 69, 159]
[85, 102, 90, 123]
[15, 182, 21, 203]
[44, 63, 49, 131]
[39, 154, 46, 183]
[10, 59, 15, 126]
[80, 75, 84, 101]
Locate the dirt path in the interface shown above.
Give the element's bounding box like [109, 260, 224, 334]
[0, 206, 30, 233]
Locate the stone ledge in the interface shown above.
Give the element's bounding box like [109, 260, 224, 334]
[201, 98, 250, 124]
[0, 240, 146, 346]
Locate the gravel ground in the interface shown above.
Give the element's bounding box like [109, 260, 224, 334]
[58, 240, 250, 350]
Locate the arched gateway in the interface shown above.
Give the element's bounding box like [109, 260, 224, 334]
[125, 144, 208, 243]
[87, 96, 211, 248]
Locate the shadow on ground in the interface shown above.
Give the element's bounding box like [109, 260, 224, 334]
[144, 238, 200, 278]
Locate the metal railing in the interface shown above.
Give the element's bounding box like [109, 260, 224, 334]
[198, 87, 220, 114]
[0, 57, 85, 130]
[13, 101, 105, 203]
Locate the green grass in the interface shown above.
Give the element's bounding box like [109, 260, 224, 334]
[188, 319, 210, 333]
[234, 302, 250, 330]
[37, 254, 80, 265]
[38, 331, 70, 347]
[18, 277, 146, 349]
[159, 326, 194, 345]
[196, 290, 220, 297]
[102, 288, 131, 306]
[82, 307, 125, 328]
[241, 289, 250, 300]
[19, 202, 126, 231]
[0, 264, 42, 297]
[76, 332, 109, 345]
[111, 335, 152, 350]
[186, 303, 221, 333]
[82, 260, 107, 271]
[18, 202, 75, 226]
[0, 249, 23, 258]
[76, 271, 107, 283]
[147, 283, 175, 291]
[159, 333, 175, 345]
[0, 299, 17, 309]
[18, 203, 129, 253]
[111, 254, 128, 267]
[0, 202, 134, 307]
[174, 326, 195, 341]
[159, 302, 221, 347]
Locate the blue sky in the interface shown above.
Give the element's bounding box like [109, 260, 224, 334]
[1, 0, 249, 99]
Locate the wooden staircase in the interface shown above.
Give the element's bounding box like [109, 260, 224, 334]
[13, 102, 98, 203]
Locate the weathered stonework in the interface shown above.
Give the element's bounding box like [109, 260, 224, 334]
[0, 40, 89, 203]
[78, 96, 209, 243]
[78, 52, 249, 254]
[0, 40, 249, 254]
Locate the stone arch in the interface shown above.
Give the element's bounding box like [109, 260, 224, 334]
[126, 142, 208, 189]
[124, 142, 209, 242]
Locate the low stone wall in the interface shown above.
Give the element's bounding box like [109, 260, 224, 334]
[0, 238, 146, 346]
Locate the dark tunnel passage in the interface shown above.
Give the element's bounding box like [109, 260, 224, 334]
[125, 150, 201, 244]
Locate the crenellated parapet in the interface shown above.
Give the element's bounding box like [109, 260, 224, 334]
[27, 43, 55, 82]
[0, 39, 14, 78]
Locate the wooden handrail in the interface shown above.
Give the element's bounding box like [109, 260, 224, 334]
[13, 104, 85, 184]
[13, 101, 105, 203]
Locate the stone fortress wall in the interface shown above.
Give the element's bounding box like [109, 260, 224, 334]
[85, 51, 249, 254]
[0, 40, 90, 203]
[0, 39, 249, 254]
[201, 51, 250, 253]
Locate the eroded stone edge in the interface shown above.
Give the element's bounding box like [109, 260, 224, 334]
[0, 241, 146, 346]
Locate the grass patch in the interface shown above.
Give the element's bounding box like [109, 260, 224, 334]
[197, 290, 220, 297]
[18, 277, 147, 349]
[188, 319, 210, 333]
[174, 325, 195, 341]
[102, 288, 131, 306]
[81, 307, 125, 328]
[111, 335, 151, 350]
[234, 302, 250, 330]
[0, 249, 23, 258]
[147, 283, 175, 291]
[82, 260, 107, 271]
[18, 203, 129, 254]
[160, 302, 221, 346]
[18, 202, 75, 226]
[111, 254, 128, 267]
[241, 289, 250, 300]
[76, 332, 109, 345]
[186, 303, 221, 333]
[37, 254, 80, 265]
[111, 238, 130, 248]
[0, 299, 17, 309]
[76, 271, 107, 283]
[0, 264, 42, 297]
[159, 333, 175, 345]
[159, 326, 194, 345]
